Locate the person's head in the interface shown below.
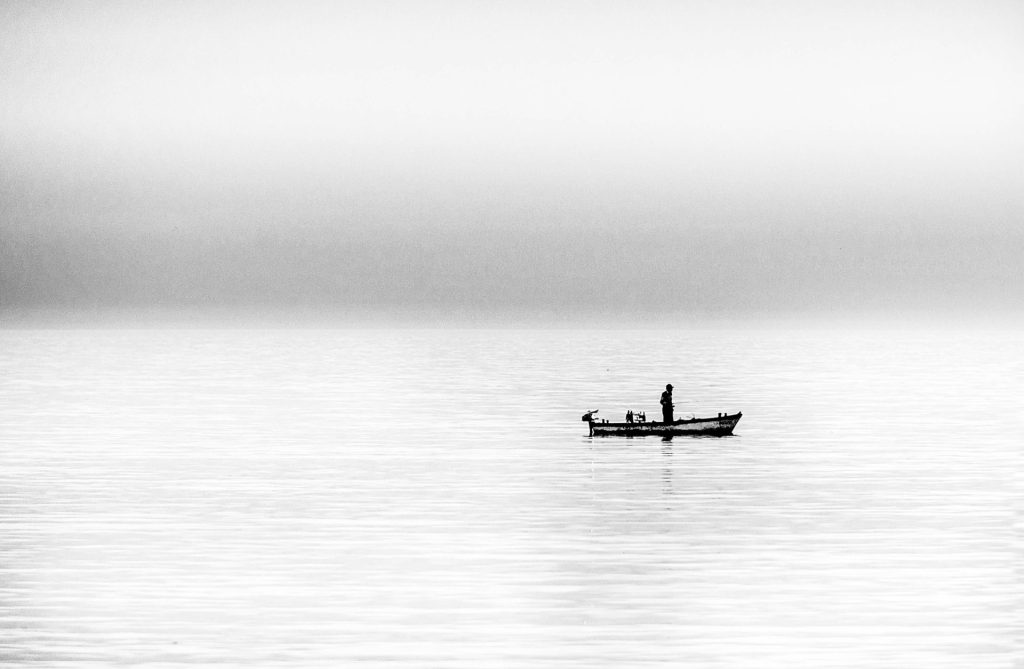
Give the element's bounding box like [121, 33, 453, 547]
[666, 384, 673, 391]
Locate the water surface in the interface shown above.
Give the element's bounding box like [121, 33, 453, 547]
[1, 328, 1021, 667]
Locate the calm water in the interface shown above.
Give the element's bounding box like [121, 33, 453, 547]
[1, 327, 1021, 668]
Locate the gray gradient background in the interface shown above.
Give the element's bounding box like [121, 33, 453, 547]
[2, 0, 1022, 326]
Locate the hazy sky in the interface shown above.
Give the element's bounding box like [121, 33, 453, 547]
[2, 0, 1022, 325]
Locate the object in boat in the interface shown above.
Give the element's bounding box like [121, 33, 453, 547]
[581, 409, 741, 437]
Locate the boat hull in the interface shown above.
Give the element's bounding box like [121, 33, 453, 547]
[587, 412, 741, 437]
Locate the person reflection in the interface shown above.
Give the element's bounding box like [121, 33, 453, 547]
[661, 442, 673, 497]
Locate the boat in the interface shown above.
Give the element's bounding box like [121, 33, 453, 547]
[581, 410, 742, 437]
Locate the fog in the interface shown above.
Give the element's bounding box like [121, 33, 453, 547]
[2, 0, 1022, 326]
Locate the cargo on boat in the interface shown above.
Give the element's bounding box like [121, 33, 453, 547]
[581, 410, 741, 437]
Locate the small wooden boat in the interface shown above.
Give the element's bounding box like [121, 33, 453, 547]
[582, 410, 741, 437]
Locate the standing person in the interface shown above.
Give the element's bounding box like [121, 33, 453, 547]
[660, 384, 674, 423]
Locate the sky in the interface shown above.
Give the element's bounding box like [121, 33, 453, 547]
[2, 0, 1022, 326]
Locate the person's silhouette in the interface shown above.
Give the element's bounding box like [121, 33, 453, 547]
[660, 384, 674, 423]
